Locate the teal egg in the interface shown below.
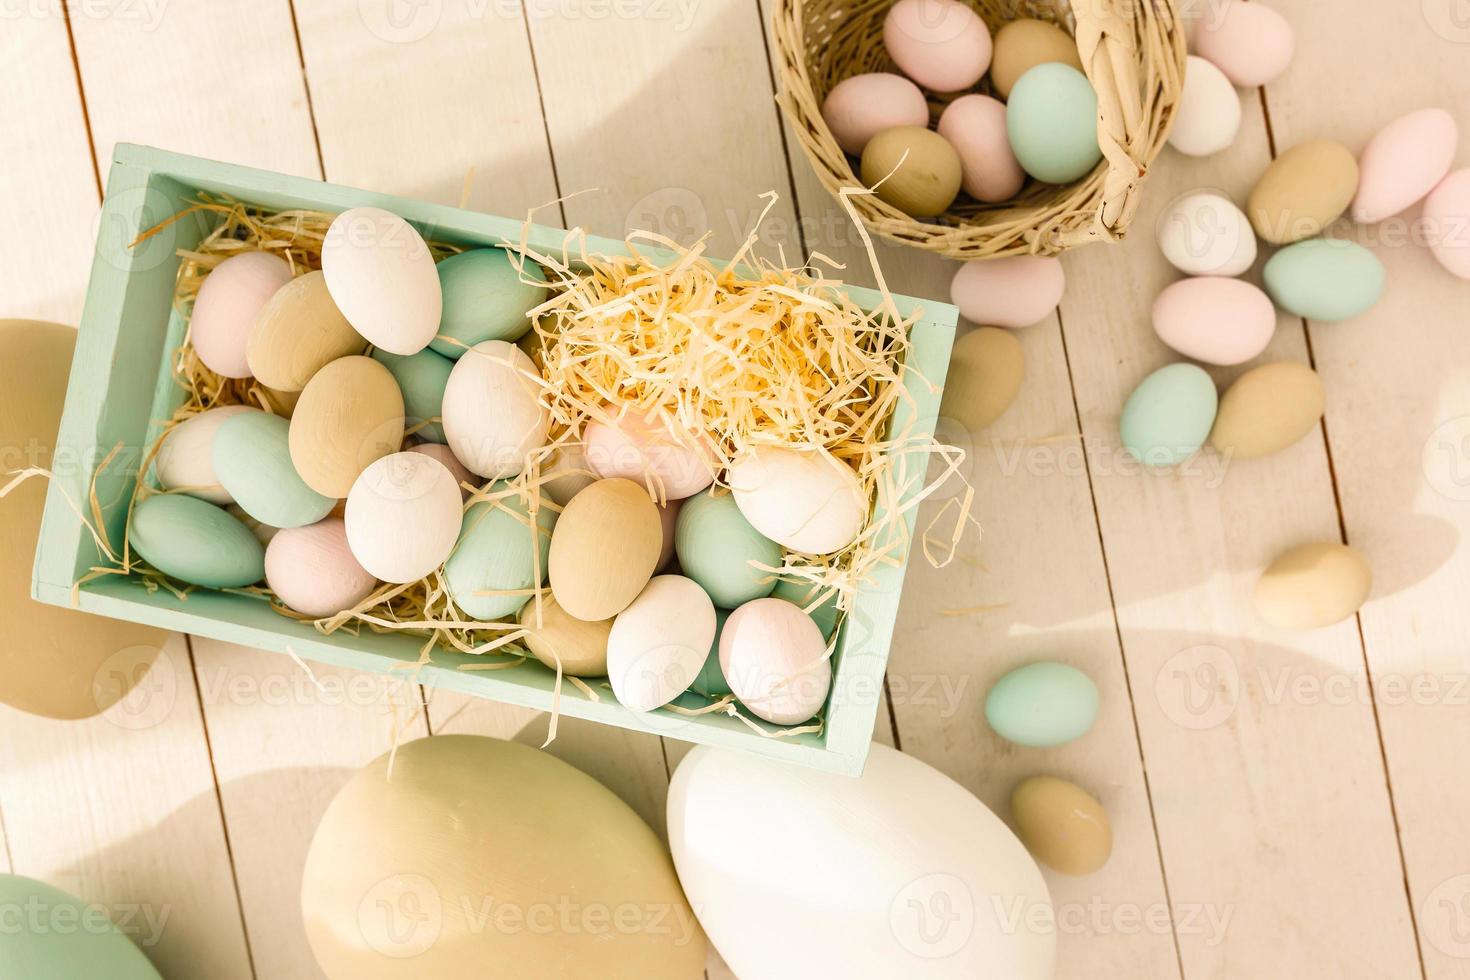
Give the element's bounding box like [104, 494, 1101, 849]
[371, 347, 453, 443]
[674, 488, 781, 607]
[1262, 238, 1386, 322]
[0, 875, 161, 980]
[431, 249, 549, 358]
[984, 661, 1099, 747]
[1006, 63, 1102, 184]
[690, 608, 733, 698]
[212, 411, 334, 528]
[128, 493, 265, 587]
[445, 483, 557, 620]
[1120, 363, 1218, 467]
[769, 576, 840, 640]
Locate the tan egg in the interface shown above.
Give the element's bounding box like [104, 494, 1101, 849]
[940, 327, 1024, 432]
[0, 320, 169, 720]
[990, 19, 1083, 100]
[549, 478, 661, 621]
[860, 127, 963, 219]
[1255, 542, 1371, 630]
[301, 734, 705, 980]
[1248, 140, 1359, 244]
[255, 384, 301, 419]
[1010, 774, 1112, 875]
[1210, 362, 1324, 459]
[247, 270, 367, 391]
[288, 355, 405, 498]
[517, 593, 612, 676]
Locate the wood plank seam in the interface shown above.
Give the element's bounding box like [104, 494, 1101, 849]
[58, 2, 103, 200]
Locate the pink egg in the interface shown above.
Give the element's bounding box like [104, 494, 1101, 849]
[191, 252, 293, 379]
[1152, 277, 1276, 366]
[655, 496, 682, 571]
[719, 597, 832, 726]
[1192, 0, 1294, 87]
[1352, 108, 1458, 224]
[950, 255, 1065, 329]
[937, 95, 1025, 203]
[584, 407, 717, 500]
[406, 442, 478, 498]
[883, 0, 992, 94]
[1425, 169, 1470, 280]
[821, 73, 930, 156]
[265, 518, 378, 618]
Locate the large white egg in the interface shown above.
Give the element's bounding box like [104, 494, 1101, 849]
[154, 405, 256, 504]
[719, 597, 831, 725]
[442, 340, 550, 478]
[667, 743, 1055, 979]
[608, 574, 716, 712]
[321, 206, 442, 355]
[344, 451, 463, 583]
[1156, 190, 1258, 276]
[728, 447, 866, 555]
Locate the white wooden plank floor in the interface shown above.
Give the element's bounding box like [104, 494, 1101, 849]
[1, 1, 1467, 977]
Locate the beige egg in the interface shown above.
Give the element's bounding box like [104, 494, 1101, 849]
[255, 384, 301, 419]
[247, 270, 367, 391]
[1210, 362, 1324, 459]
[1010, 775, 1112, 875]
[1247, 140, 1359, 245]
[549, 478, 662, 621]
[990, 19, 1083, 100]
[941, 327, 1024, 432]
[1254, 542, 1371, 630]
[860, 127, 963, 219]
[517, 593, 612, 676]
[288, 355, 405, 498]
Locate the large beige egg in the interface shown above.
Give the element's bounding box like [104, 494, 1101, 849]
[1210, 361, 1325, 459]
[1254, 542, 1371, 629]
[289, 355, 406, 498]
[548, 478, 662, 621]
[940, 327, 1024, 432]
[344, 452, 463, 584]
[0, 320, 168, 720]
[189, 251, 292, 379]
[442, 340, 550, 479]
[246, 269, 366, 391]
[321, 206, 442, 355]
[153, 404, 255, 504]
[517, 593, 612, 676]
[608, 575, 716, 712]
[302, 734, 705, 979]
[728, 447, 867, 555]
[719, 597, 831, 725]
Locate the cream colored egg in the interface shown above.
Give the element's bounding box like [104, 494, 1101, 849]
[729, 447, 866, 555]
[1210, 361, 1324, 459]
[608, 575, 716, 712]
[1156, 191, 1257, 277]
[720, 597, 831, 725]
[548, 478, 663, 621]
[1254, 542, 1371, 630]
[247, 270, 366, 391]
[154, 405, 255, 504]
[265, 518, 378, 618]
[344, 451, 463, 583]
[584, 408, 716, 501]
[289, 355, 406, 498]
[941, 327, 1024, 432]
[190, 251, 292, 379]
[1168, 56, 1241, 157]
[517, 594, 612, 677]
[442, 340, 549, 479]
[1010, 775, 1112, 875]
[321, 206, 442, 355]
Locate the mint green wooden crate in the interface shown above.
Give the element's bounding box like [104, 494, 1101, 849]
[32, 145, 956, 775]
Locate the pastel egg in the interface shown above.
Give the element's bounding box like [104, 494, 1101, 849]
[860, 127, 963, 218]
[608, 574, 716, 712]
[675, 488, 780, 607]
[190, 251, 292, 379]
[984, 661, 1099, 747]
[541, 441, 597, 505]
[213, 410, 335, 529]
[1168, 56, 1241, 158]
[0, 874, 163, 980]
[1120, 363, 1218, 467]
[1247, 140, 1359, 245]
[951, 255, 1065, 329]
[1006, 63, 1101, 184]
[1010, 775, 1112, 875]
[372, 347, 453, 444]
[937, 95, 1026, 204]
[655, 497, 681, 571]
[690, 608, 733, 698]
[990, 18, 1082, 100]
[1262, 238, 1385, 322]
[720, 597, 831, 725]
[1156, 191, 1257, 277]
[584, 409, 716, 501]
[821, 72, 930, 156]
[548, 478, 662, 621]
[321, 206, 442, 355]
[405, 441, 477, 498]
[1151, 276, 1276, 366]
[940, 327, 1025, 431]
[441, 340, 550, 479]
[431, 248, 549, 357]
[1426, 169, 1470, 280]
[154, 404, 254, 504]
[1254, 542, 1371, 629]
[769, 576, 841, 640]
[444, 484, 557, 621]
[128, 493, 265, 588]
[289, 355, 406, 498]
[1352, 108, 1458, 224]
[344, 452, 464, 584]
[1210, 361, 1324, 459]
[882, 0, 992, 93]
[246, 269, 366, 391]
[265, 518, 378, 618]
[1191, 0, 1294, 87]
[517, 593, 612, 677]
[728, 447, 866, 556]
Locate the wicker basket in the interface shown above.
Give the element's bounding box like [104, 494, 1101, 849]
[773, 0, 1187, 259]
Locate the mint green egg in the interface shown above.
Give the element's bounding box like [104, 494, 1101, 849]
[769, 576, 840, 640]
[674, 489, 781, 607]
[1121, 362, 1217, 467]
[1263, 238, 1386, 322]
[0, 875, 161, 980]
[372, 347, 452, 443]
[1006, 63, 1102, 184]
[212, 411, 333, 528]
[985, 661, 1099, 747]
[445, 484, 556, 620]
[128, 493, 264, 588]
[690, 608, 733, 698]
[431, 249, 549, 358]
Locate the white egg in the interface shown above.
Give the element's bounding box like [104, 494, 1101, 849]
[441, 340, 550, 479]
[1168, 56, 1242, 157]
[321, 207, 442, 355]
[719, 597, 831, 725]
[728, 447, 866, 555]
[344, 451, 463, 584]
[1156, 190, 1258, 276]
[607, 574, 716, 712]
[154, 405, 256, 504]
